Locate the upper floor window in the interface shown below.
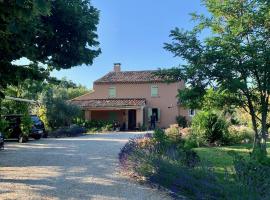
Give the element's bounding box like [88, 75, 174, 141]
[109, 86, 116, 98]
[151, 85, 158, 97]
[189, 109, 196, 117]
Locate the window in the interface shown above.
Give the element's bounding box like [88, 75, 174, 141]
[151, 85, 158, 97]
[189, 109, 195, 117]
[108, 86, 116, 98]
[148, 108, 160, 121]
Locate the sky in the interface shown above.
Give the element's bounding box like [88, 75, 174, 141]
[52, 0, 209, 89]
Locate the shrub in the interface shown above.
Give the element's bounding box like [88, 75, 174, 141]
[191, 111, 229, 146]
[0, 117, 8, 134]
[168, 165, 224, 199]
[82, 120, 115, 133]
[223, 153, 270, 199]
[50, 125, 86, 138]
[176, 115, 188, 128]
[227, 125, 253, 145]
[179, 127, 191, 138]
[20, 113, 33, 137]
[119, 132, 225, 199]
[165, 125, 181, 143]
[37, 105, 49, 130]
[138, 123, 147, 131]
[119, 131, 270, 199]
[153, 128, 170, 154]
[119, 134, 154, 174]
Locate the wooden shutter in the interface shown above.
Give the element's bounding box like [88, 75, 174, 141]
[109, 86, 116, 98]
[151, 85, 158, 97]
[157, 108, 161, 122]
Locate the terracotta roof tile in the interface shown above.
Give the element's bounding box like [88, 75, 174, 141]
[94, 70, 164, 84]
[71, 98, 146, 108]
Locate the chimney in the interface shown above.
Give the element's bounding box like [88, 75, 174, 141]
[113, 63, 121, 72]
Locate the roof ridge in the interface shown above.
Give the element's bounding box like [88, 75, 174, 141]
[94, 69, 166, 84]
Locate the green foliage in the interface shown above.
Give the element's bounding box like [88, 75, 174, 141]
[176, 115, 188, 128]
[202, 88, 239, 111]
[229, 153, 270, 199]
[162, 0, 270, 157]
[178, 87, 206, 109]
[50, 125, 86, 138]
[38, 78, 89, 130]
[120, 133, 270, 199]
[20, 113, 33, 137]
[2, 100, 30, 115]
[0, 117, 8, 134]
[47, 98, 81, 129]
[37, 105, 49, 130]
[119, 134, 227, 199]
[165, 125, 182, 144]
[0, 0, 100, 96]
[153, 128, 169, 154]
[77, 120, 114, 133]
[191, 111, 229, 146]
[227, 125, 254, 145]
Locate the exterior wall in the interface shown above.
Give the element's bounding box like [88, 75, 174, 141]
[79, 81, 188, 128]
[136, 108, 144, 127]
[178, 106, 190, 121]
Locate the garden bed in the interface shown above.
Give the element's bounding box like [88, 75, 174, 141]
[119, 129, 270, 199]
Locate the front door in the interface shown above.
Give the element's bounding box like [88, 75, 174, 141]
[128, 110, 136, 130]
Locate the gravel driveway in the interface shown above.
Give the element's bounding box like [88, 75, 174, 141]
[0, 132, 171, 200]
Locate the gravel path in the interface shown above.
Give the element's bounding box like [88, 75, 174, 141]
[0, 132, 172, 200]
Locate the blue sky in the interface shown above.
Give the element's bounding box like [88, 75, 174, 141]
[52, 0, 209, 88]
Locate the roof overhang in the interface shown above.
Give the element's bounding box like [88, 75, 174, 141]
[70, 98, 146, 110]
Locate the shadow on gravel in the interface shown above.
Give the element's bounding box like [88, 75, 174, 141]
[0, 133, 162, 199]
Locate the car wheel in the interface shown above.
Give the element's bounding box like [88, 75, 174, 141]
[34, 135, 41, 140]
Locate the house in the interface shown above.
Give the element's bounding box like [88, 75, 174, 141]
[71, 63, 193, 130]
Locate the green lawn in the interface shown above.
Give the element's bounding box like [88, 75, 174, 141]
[194, 142, 270, 177]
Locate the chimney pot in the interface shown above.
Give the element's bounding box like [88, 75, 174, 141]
[113, 63, 121, 72]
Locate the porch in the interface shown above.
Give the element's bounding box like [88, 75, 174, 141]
[85, 108, 144, 130]
[71, 98, 146, 130]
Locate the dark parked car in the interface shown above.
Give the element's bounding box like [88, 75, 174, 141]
[30, 115, 47, 138]
[4, 114, 46, 142]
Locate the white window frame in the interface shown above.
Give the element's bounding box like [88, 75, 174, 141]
[189, 109, 195, 117]
[108, 86, 116, 98]
[151, 85, 158, 97]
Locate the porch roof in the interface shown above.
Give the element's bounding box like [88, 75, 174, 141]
[71, 98, 146, 109]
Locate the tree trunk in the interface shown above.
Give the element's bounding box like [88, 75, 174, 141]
[251, 95, 268, 159]
[246, 96, 260, 150]
[259, 100, 268, 156]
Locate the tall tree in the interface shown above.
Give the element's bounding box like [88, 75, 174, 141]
[0, 0, 100, 97]
[160, 0, 270, 158]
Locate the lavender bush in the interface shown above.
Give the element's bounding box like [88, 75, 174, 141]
[119, 129, 269, 199]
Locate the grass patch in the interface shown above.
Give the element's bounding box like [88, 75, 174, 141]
[194, 142, 270, 177]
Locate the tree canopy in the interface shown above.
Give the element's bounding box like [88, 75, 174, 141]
[0, 0, 100, 97]
[159, 0, 270, 158]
